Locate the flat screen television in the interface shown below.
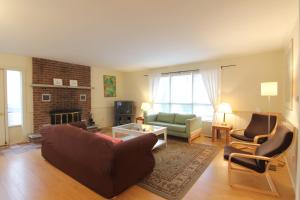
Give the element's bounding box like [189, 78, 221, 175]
[114, 101, 134, 115]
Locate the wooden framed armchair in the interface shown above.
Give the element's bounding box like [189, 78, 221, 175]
[224, 124, 293, 196]
[230, 113, 278, 144]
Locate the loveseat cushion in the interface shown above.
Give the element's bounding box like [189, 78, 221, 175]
[167, 124, 186, 132]
[157, 112, 175, 123]
[147, 121, 172, 127]
[174, 114, 196, 125]
[147, 121, 186, 132]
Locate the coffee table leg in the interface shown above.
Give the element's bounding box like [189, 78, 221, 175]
[112, 129, 115, 138]
[164, 130, 167, 147]
[212, 127, 215, 142]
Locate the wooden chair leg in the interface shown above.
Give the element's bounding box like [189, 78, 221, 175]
[228, 167, 279, 197]
[266, 172, 279, 196]
[228, 162, 232, 186]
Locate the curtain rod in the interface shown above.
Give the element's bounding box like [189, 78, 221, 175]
[161, 69, 199, 75]
[143, 64, 237, 76]
[220, 64, 237, 69]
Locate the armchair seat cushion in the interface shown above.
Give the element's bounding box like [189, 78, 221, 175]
[231, 133, 268, 144]
[231, 133, 254, 142]
[224, 146, 263, 173]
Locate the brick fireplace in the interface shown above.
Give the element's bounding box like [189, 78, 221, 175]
[32, 58, 91, 132]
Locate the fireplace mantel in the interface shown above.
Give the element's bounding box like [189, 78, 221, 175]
[32, 84, 92, 90]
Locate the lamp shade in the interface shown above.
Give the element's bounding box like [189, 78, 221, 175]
[218, 103, 232, 114]
[141, 102, 151, 111]
[261, 82, 278, 96]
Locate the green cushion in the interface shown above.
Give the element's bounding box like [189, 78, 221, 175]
[167, 124, 186, 132]
[167, 130, 188, 138]
[147, 121, 171, 127]
[174, 114, 196, 124]
[157, 112, 175, 123]
[146, 121, 186, 132]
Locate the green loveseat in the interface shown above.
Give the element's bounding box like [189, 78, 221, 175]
[144, 112, 202, 143]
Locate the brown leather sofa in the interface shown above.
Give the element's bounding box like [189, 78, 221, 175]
[40, 125, 157, 198]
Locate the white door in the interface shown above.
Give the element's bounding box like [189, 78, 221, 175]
[0, 69, 7, 145]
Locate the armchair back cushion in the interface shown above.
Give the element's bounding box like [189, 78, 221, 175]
[255, 124, 293, 171]
[157, 112, 175, 123]
[174, 114, 196, 125]
[244, 113, 277, 139]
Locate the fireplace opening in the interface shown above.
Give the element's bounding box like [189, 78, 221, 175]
[50, 109, 82, 125]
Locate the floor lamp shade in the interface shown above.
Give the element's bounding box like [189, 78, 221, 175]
[261, 82, 278, 96]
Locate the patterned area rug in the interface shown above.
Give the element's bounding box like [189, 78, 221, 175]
[139, 139, 219, 200]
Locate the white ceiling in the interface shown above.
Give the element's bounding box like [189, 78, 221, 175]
[0, 0, 298, 71]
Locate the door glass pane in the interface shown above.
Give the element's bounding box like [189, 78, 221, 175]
[6, 70, 22, 126]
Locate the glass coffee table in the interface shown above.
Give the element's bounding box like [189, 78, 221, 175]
[112, 123, 167, 149]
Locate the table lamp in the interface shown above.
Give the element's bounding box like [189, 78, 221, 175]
[141, 102, 151, 117]
[261, 82, 278, 132]
[218, 103, 232, 125]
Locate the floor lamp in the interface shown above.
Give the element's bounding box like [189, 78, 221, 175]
[260, 82, 278, 133]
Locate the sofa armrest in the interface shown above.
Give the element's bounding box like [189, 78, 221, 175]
[111, 133, 158, 194]
[186, 117, 202, 137]
[144, 114, 157, 123]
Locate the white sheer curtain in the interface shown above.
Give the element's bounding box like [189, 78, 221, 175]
[149, 73, 161, 103]
[200, 68, 221, 121]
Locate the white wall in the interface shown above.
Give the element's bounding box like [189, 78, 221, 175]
[282, 20, 300, 191]
[297, 4, 300, 199]
[123, 50, 284, 129]
[281, 11, 300, 198]
[91, 66, 125, 127]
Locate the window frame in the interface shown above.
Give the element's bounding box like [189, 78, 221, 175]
[152, 72, 213, 120]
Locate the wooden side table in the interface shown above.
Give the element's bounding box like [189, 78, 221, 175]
[212, 124, 233, 144]
[136, 116, 144, 124]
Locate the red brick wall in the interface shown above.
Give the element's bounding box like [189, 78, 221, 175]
[32, 58, 91, 132]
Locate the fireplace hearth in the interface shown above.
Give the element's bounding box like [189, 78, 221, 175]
[50, 109, 82, 125]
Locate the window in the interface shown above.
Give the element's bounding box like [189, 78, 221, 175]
[152, 72, 214, 121]
[6, 70, 23, 126]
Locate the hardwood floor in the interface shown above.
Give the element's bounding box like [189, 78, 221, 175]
[0, 132, 295, 200]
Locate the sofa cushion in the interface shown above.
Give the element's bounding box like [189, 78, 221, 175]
[168, 124, 186, 132]
[147, 121, 186, 132]
[174, 114, 196, 125]
[95, 132, 123, 144]
[157, 112, 175, 123]
[147, 121, 172, 127]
